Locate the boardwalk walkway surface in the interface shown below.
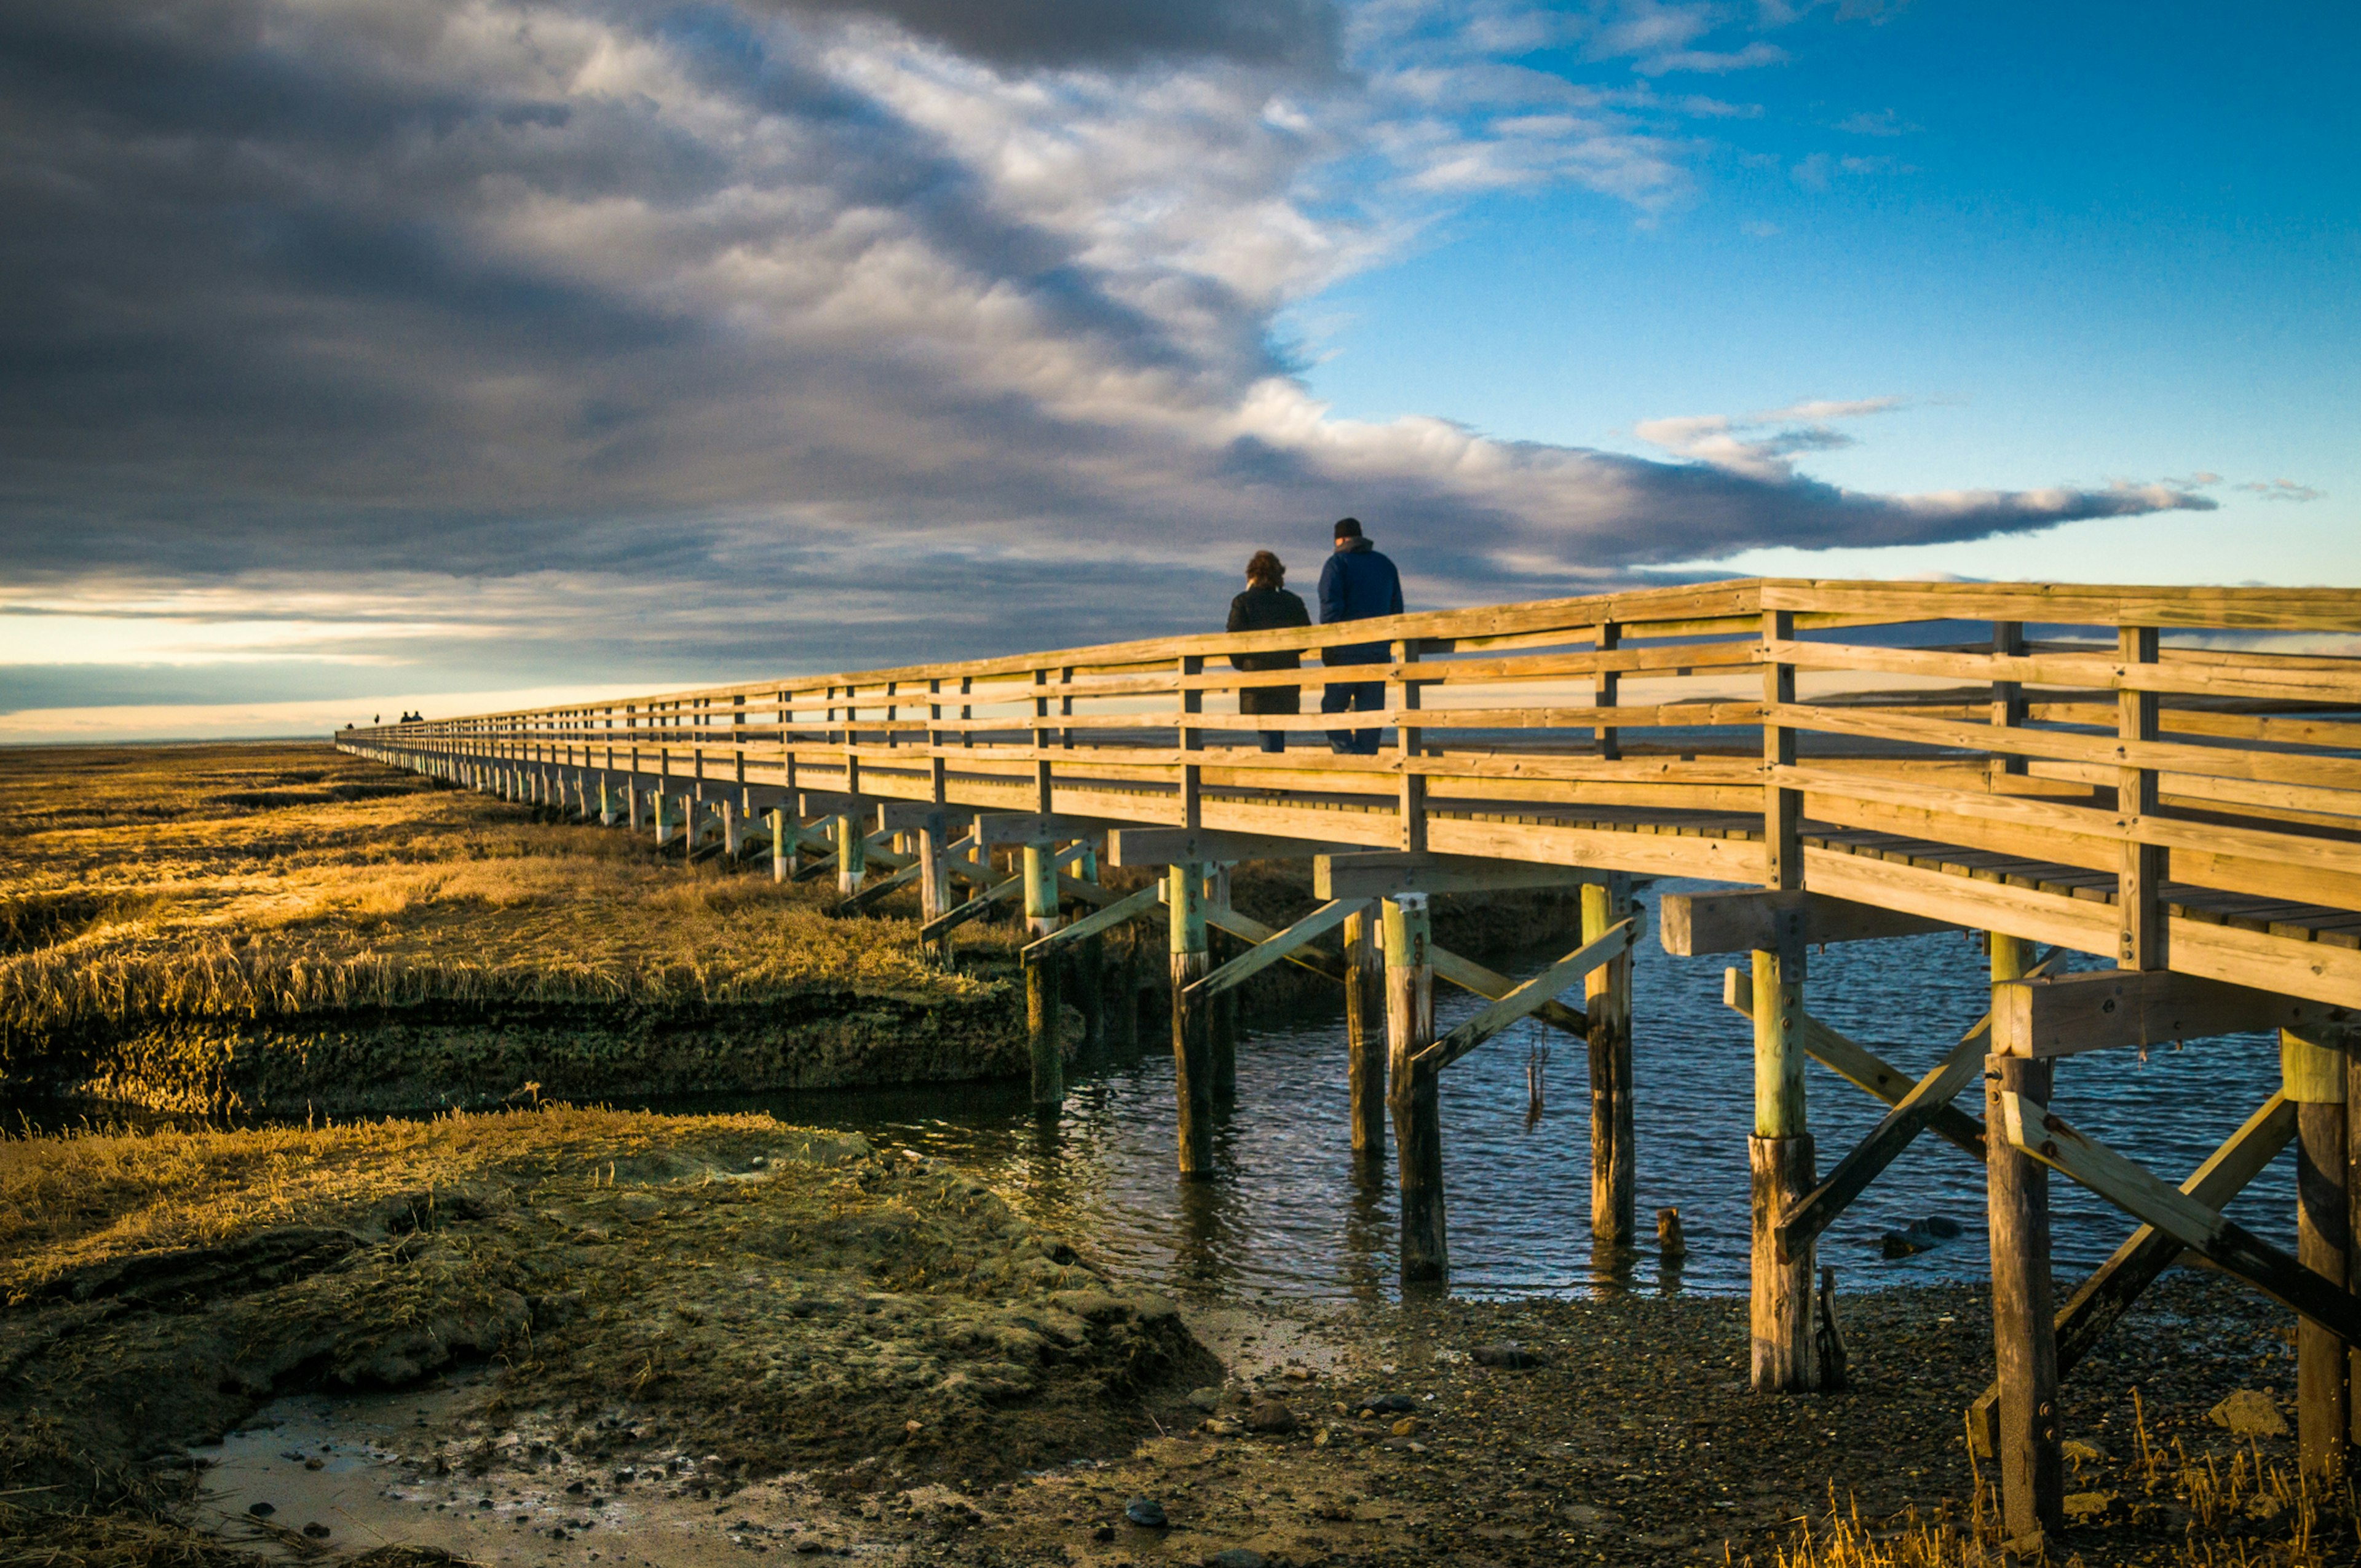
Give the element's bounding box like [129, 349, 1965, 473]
[342, 576, 2361, 1545]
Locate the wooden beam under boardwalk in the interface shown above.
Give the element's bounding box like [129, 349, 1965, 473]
[1993, 969, 2354, 1057]
[1658, 888, 1961, 956]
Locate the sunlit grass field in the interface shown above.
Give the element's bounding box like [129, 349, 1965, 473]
[0, 743, 1021, 1106]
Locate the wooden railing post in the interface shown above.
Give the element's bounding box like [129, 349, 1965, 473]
[2119, 624, 2164, 970]
[1169, 862, 1214, 1178]
[1394, 637, 1425, 851]
[2286, 1026, 2349, 1476]
[1385, 892, 1445, 1283]
[1991, 620, 2027, 778]
[1345, 907, 1385, 1158]
[1586, 872, 1635, 1248]
[1596, 620, 1621, 760]
[1024, 842, 1064, 1111]
[1179, 655, 1203, 830]
[769, 807, 793, 883]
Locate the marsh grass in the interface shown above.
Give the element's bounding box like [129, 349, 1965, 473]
[0, 743, 1013, 1051]
[0, 1103, 788, 1297]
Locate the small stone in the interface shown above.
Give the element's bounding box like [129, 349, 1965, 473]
[2247, 1494, 2285, 1522]
[302, 1523, 332, 1539]
[1281, 1366, 1311, 1381]
[1206, 1550, 1267, 1568]
[1201, 1418, 1243, 1437]
[1125, 1497, 1168, 1529]
[904, 1420, 923, 1435]
[246, 1503, 275, 1518]
[1187, 1387, 1224, 1413]
[1243, 1401, 1297, 1435]
[2209, 1389, 2288, 1438]
[1312, 1428, 1332, 1449]
[1091, 1525, 1114, 1543]
[2062, 1439, 2106, 1464]
[566, 1479, 587, 1495]
[1473, 1343, 1543, 1369]
[1390, 1416, 1422, 1436]
[279, 1451, 306, 1463]
[1361, 1393, 1416, 1415]
[303, 1459, 323, 1470]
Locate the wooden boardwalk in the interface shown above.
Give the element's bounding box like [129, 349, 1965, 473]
[342, 576, 2361, 1545]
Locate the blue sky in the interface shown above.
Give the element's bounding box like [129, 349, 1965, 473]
[1292, 0, 2357, 582]
[0, 0, 2351, 739]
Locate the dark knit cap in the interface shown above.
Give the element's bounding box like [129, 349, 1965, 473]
[1332, 516, 1362, 539]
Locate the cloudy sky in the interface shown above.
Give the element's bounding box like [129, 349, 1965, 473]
[2, 0, 2352, 740]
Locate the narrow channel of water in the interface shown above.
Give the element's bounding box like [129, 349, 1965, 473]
[671, 881, 2300, 1303]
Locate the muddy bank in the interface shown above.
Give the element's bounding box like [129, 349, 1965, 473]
[0, 1108, 1212, 1521]
[59, 991, 1043, 1116]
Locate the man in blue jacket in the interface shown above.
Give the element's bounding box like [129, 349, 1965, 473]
[1316, 517, 1403, 755]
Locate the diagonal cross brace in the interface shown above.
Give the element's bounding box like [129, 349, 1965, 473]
[1998, 1091, 2361, 1344]
[1185, 899, 1370, 1002]
[1779, 950, 2062, 1253]
[919, 843, 1092, 942]
[1967, 1091, 2295, 1454]
[1723, 969, 1985, 1159]
[1417, 919, 1636, 1072]
[838, 832, 979, 915]
[1022, 884, 1163, 962]
[1202, 904, 1591, 1041]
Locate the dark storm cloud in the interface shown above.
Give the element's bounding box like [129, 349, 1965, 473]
[762, 0, 1342, 71]
[0, 0, 2211, 722]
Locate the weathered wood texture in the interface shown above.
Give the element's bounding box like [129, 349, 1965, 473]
[1385, 894, 1445, 1282]
[345, 577, 2361, 1017]
[1586, 876, 1635, 1247]
[1987, 1053, 2062, 1543]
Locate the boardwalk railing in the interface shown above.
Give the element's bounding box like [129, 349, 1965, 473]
[342, 575, 2361, 1541]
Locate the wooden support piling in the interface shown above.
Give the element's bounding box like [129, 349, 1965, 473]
[1386, 893, 1445, 1283]
[835, 813, 864, 896]
[1024, 843, 1064, 1110]
[2286, 1026, 2349, 1476]
[1206, 863, 1237, 1101]
[652, 790, 671, 846]
[1074, 841, 1105, 1054]
[1169, 863, 1214, 1178]
[1750, 938, 1816, 1392]
[1987, 1051, 2062, 1543]
[769, 808, 793, 881]
[918, 810, 952, 924]
[1345, 907, 1386, 1158]
[1585, 873, 1635, 1247]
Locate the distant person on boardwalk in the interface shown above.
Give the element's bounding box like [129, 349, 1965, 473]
[1227, 550, 1311, 752]
[1316, 517, 1402, 755]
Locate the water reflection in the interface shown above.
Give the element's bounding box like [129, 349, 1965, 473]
[669, 881, 2300, 1303]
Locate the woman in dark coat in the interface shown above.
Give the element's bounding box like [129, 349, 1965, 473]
[1227, 550, 1311, 753]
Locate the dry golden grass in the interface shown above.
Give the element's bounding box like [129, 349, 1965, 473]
[0, 1103, 793, 1298]
[0, 743, 1013, 1046]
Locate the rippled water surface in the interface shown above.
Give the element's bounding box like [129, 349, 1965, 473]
[674, 881, 2298, 1302]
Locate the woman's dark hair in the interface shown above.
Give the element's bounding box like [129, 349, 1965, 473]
[1246, 550, 1286, 588]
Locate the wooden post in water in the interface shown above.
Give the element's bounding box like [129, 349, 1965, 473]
[1585, 872, 1635, 1247]
[1749, 937, 1815, 1392]
[1385, 893, 1444, 1282]
[1345, 907, 1385, 1157]
[1073, 840, 1104, 1053]
[1168, 862, 1214, 1178]
[1206, 863, 1238, 1100]
[1024, 843, 1064, 1110]
[2286, 1025, 2349, 1476]
[835, 813, 864, 896]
